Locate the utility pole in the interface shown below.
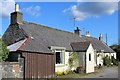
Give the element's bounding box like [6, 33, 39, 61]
[73, 17, 76, 29]
[82, 28, 85, 35]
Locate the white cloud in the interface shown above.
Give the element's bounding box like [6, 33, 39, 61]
[22, 6, 40, 16]
[1, 0, 15, 18]
[63, 2, 118, 21]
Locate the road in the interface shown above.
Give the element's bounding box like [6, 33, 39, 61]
[83, 66, 118, 78]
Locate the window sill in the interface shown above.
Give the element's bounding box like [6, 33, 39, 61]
[55, 64, 65, 67]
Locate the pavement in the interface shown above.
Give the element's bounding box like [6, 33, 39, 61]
[82, 66, 118, 78]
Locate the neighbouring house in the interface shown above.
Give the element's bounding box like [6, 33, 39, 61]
[82, 34, 116, 66]
[2, 4, 116, 78]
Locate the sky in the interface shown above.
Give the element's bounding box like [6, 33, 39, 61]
[1, 0, 119, 46]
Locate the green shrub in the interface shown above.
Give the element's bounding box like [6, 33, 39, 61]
[63, 71, 69, 75]
[55, 71, 69, 76]
[55, 71, 63, 76]
[68, 52, 78, 69]
[103, 55, 111, 66]
[0, 38, 9, 61]
[111, 56, 118, 66]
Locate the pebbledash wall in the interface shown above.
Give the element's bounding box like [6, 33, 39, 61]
[1, 58, 24, 78]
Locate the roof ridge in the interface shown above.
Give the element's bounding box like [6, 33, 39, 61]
[81, 35, 98, 39]
[23, 21, 76, 35]
[71, 41, 91, 44]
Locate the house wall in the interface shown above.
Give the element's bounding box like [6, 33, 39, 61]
[97, 52, 103, 66]
[55, 51, 70, 72]
[96, 52, 117, 66]
[22, 52, 55, 78]
[111, 53, 116, 59]
[86, 44, 94, 73]
[78, 52, 85, 68]
[94, 50, 97, 67]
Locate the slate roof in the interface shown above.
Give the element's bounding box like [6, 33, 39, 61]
[18, 22, 85, 53]
[2, 21, 115, 53]
[81, 36, 115, 53]
[70, 42, 91, 52]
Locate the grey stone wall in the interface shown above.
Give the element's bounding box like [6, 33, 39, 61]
[0, 58, 24, 78]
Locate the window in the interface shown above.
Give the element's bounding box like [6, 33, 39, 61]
[89, 54, 91, 61]
[56, 52, 63, 64]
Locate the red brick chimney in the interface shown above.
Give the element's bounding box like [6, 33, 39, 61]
[11, 4, 23, 24]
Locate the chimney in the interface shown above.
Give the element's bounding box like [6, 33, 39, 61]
[11, 4, 23, 24]
[15, 4, 19, 12]
[99, 34, 102, 41]
[74, 27, 81, 36]
[85, 31, 90, 37]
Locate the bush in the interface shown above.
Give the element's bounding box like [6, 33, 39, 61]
[103, 55, 118, 66]
[76, 66, 84, 73]
[55, 71, 69, 76]
[103, 55, 111, 66]
[111, 56, 118, 66]
[68, 52, 78, 69]
[0, 38, 9, 61]
[63, 71, 69, 75]
[55, 71, 63, 76]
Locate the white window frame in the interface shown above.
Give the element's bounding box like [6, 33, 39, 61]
[50, 46, 66, 65]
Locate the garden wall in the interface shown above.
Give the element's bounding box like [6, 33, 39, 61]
[0, 58, 24, 78]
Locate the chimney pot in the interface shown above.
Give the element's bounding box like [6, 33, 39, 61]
[15, 4, 19, 12]
[99, 34, 102, 41]
[85, 31, 90, 37]
[74, 27, 81, 36]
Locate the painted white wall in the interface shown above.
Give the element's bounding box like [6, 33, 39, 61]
[55, 52, 70, 72]
[86, 44, 95, 73]
[111, 53, 117, 59]
[96, 52, 117, 66]
[94, 50, 97, 67]
[97, 52, 103, 66]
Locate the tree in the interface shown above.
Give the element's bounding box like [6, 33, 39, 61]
[68, 52, 78, 69]
[110, 44, 120, 61]
[0, 38, 9, 61]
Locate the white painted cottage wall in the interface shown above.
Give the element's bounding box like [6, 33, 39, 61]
[97, 52, 103, 66]
[55, 52, 70, 72]
[86, 44, 95, 73]
[111, 53, 117, 59]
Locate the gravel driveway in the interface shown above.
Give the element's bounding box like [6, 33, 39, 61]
[83, 66, 118, 78]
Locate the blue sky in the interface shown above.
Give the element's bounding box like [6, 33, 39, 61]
[1, 1, 118, 46]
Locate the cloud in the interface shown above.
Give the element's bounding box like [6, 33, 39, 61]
[22, 6, 40, 16]
[1, 0, 15, 18]
[63, 2, 118, 21]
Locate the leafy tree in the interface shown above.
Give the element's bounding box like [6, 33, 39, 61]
[0, 38, 9, 61]
[68, 52, 78, 69]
